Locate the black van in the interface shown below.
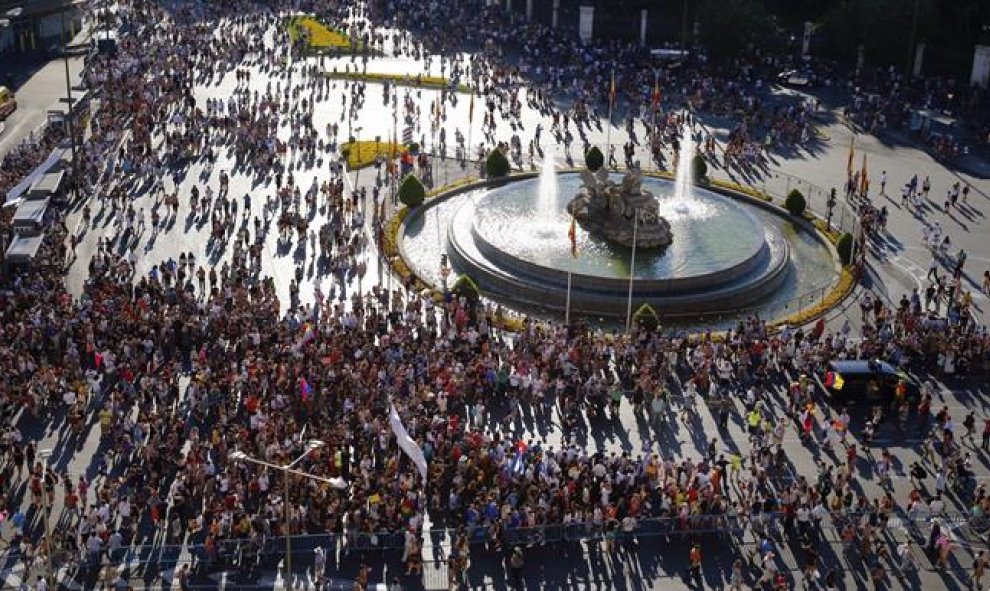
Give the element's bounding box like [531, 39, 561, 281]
[821, 359, 917, 403]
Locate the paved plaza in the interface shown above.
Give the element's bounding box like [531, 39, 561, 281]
[1, 1, 990, 591]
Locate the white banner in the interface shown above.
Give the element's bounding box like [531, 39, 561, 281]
[389, 404, 428, 484]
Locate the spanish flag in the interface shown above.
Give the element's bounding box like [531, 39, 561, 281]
[825, 371, 845, 391]
[568, 216, 578, 257]
[651, 75, 661, 112]
[846, 136, 855, 178]
[859, 152, 868, 195]
[609, 69, 617, 110]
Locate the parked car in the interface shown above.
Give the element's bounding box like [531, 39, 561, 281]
[820, 359, 918, 403]
[0, 86, 17, 120]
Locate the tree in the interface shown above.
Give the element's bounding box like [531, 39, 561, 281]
[784, 189, 807, 216]
[692, 154, 707, 182]
[451, 274, 481, 302]
[632, 303, 660, 332]
[818, 0, 938, 70]
[485, 149, 510, 178]
[697, 0, 782, 61]
[585, 146, 604, 172]
[836, 232, 854, 265]
[398, 174, 426, 207]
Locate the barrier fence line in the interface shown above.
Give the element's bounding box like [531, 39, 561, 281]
[36, 509, 984, 574]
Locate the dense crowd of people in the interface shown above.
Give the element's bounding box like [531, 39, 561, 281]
[0, 1, 987, 591]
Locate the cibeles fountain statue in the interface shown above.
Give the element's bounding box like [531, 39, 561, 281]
[566, 167, 673, 248]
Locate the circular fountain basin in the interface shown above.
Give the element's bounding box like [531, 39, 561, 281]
[401, 174, 836, 322]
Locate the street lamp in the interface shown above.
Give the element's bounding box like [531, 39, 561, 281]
[37, 449, 57, 589]
[826, 187, 837, 230]
[229, 440, 346, 589]
[60, 0, 88, 201]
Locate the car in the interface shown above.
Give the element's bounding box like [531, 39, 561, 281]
[777, 70, 815, 88]
[820, 359, 918, 403]
[0, 86, 16, 121]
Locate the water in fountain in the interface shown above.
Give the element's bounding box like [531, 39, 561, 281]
[672, 126, 696, 214]
[536, 149, 559, 220]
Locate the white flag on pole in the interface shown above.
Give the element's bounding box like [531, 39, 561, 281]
[389, 404, 428, 484]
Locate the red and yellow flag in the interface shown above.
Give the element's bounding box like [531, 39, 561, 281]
[568, 216, 578, 258]
[609, 69, 617, 109]
[859, 152, 869, 195]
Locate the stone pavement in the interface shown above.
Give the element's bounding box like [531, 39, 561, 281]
[2, 3, 990, 591]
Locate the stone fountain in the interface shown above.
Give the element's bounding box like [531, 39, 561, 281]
[566, 167, 673, 248]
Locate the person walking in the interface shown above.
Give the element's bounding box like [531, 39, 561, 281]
[508, 547, 525, 589]
[973, 549, 988, 589]
[729, 558, 745, 591]
[688, 542, 704, 589]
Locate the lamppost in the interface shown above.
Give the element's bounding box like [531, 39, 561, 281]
[229, 440, 347, 590]
[38, 449, 57, 589]
[59, 4, 82, 194]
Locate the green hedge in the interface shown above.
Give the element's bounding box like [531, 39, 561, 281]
[485, 149, 510, 178]
[785, 189, 807, 216]
[451, 274, 481, 301]
[836, 232, 854, 265]
[633, 303, 660, 331]
[585, 146, 604, 171]
[692, 154, 707, 182]
[398, 174, 426, 207]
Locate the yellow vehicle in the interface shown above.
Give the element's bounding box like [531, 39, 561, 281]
[0, 86, 17, 120]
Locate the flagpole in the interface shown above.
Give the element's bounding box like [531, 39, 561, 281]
[467, 92, 474, 172]
[652, 71, 660, 162]
[606, 67, 614, 168]
[626, 209, 638, 332]
[565, 270, 572, 325]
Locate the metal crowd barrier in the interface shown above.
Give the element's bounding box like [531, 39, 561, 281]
[43, 508, 988, 575]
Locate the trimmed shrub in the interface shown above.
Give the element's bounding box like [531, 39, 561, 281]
[407, 142, 420, 154]
[398, 174, 426, 207]
[785, 189, 807, 216]
[692, 154, 707, 182]
[485, 149, 510, 178]
[632, 303, 660, 331]
[836, 232, 854, 266]
[451, 274, 481, 302]
[585, 146, 604, 171]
